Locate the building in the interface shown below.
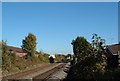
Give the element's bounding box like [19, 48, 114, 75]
[7, 46, 27, 58]
[106, 44, 120, 68]
[0, 41, 40, 58]
[0, 41, 1, 46]
[0, 41, 27, 57]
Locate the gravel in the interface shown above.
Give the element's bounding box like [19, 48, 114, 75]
[2, 63, 49, 77]
[48, 62, 70, 80]
[2, 63, 71, 80]
[20, 63, 61, 79]
[0, 69, 2, 80]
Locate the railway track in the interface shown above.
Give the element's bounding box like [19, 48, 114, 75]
[2, 63, 66, 81]
[2, 64, 52, 80]
[33, 63, 65, 81]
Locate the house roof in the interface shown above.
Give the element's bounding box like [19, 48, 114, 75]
[7, 46, 25, 53]
[7, 45, 39, 54]
[0, 41, 2, 46]
[0, 41, 39, 54]
[0, 42, 24, 53]
[107, 44, 120, 54]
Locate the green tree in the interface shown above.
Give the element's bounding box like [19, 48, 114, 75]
[71, 36, 93, 62]
[10, 52, 16, 64]
[71, 36, 95, 79]
[70, 34, 107, 79]
[92, 34, 107, 75]
[55, 54, 65, 62]
[21, 33, 37, 61]
[2, 40, 11, 71]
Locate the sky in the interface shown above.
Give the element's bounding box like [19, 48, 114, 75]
[118, 2, 120, 43]
[2, 2, 118, 54]
[1, 0, 120, 2]
[0, 2, 2, 41]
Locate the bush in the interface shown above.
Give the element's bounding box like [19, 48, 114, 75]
[55, 54, 65, 63]
[15, 57, 27, 70]
[38, 52, 49, 63]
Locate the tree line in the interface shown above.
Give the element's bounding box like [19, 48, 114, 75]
[67, 34, 120, 80]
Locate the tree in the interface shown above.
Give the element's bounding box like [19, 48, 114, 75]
[55, 54, 65, 63]
[2, 40, 11, 71]
[70, 34, 107, 79]
[38, 51, 44, 62]
[21, 33, 37, 61]
[92, 34, 107, 75]
[65, 54, 72, 62]
[71, 36, 93, 62]
[71, 36, 96, 79]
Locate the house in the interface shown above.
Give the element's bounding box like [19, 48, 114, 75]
[7, 46, 27, 58]
[0, 42, 1, 49]
[0, 42, 2, 46]
[106, 44, 120, 68]
[0, 41, 39, 58]
[7, 46, 39, 58]
[0, 41, 27, 57]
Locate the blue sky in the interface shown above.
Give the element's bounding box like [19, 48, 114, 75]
[2, 2, 118, 54]
[0, 2, 2, 41]
[2, 0, 120, 2]
[118, 2, 120, 43]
